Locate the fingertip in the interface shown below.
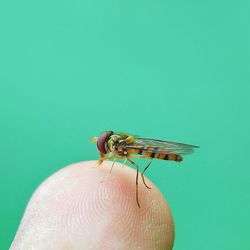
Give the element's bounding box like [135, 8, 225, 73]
[11, 161, 174, 250]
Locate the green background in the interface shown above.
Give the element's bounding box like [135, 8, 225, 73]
[1, 0, 249, 249]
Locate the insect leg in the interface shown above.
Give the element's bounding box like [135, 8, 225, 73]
[109, 158, 116, 174]
[100, 157, 117, 183]
[127, 158, 141, 208]
[97, 153, 106, 167]
[97, 158, 104, 166]
[141, 159, 153, 189]
[121, 158, 127, 168]
[97, 152, 116, 167]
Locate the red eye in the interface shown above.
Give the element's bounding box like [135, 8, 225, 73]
[97, 131, 113, 154]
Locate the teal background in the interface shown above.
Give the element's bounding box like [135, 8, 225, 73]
[0, 0, 249, 249]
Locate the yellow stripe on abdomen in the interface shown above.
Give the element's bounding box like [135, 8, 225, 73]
[128, 149, 183, 162]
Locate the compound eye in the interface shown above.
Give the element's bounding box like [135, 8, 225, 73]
[97, 131, 113, 154]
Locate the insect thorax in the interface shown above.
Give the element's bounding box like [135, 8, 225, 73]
[107, 134, 131, 156]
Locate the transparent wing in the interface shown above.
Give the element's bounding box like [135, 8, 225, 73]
[125, 138, 199, 155]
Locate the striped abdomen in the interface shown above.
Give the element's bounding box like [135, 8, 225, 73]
[128, 149, 183, 162]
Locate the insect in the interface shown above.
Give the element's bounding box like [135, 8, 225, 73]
[90, 131, 199, 208]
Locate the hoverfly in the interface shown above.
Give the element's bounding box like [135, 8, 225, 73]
[90, 131, 198, 208]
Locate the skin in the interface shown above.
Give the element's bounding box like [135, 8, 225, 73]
[10, 161, 175, 250]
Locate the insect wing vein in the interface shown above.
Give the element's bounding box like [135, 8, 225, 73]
[125, 138, 198, 155]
